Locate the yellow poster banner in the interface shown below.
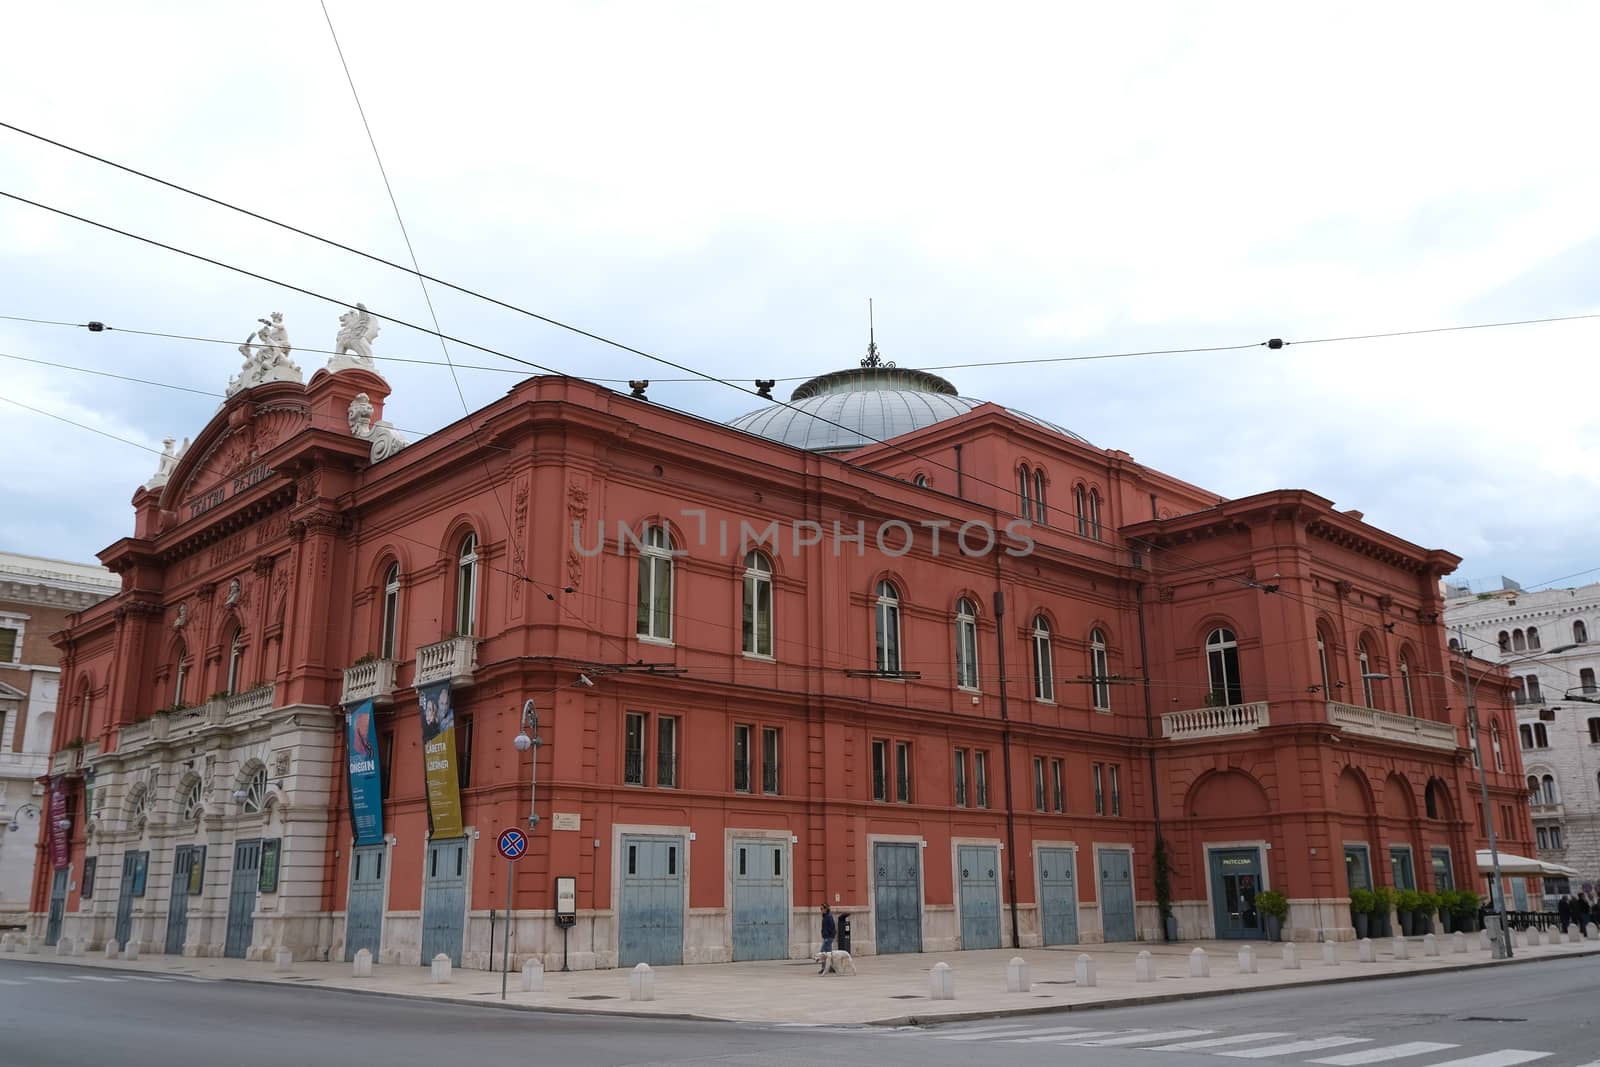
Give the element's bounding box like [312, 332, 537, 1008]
[417, 679, 463, 838]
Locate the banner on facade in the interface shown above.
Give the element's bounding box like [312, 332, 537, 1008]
[46, 776, 69, 870]
[417, 679, 462, 839]
[344, 698, 385, 846]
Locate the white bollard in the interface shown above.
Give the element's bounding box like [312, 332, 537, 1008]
[1452, 932, 1467, 954]
[1237, 945, 1257, 974]
[55, 937, 75, 957]
[121, 942, 139, 961]
[1, 933, 14, 953]
[1587, 923, 1598, 940]
[1189, 947, 1209, 977]
[1391, 936, 1409, 960]
[1479, 929, 1491, 950]
[522, 959, 545, 992]
[1321, 941, 1338, 966]
[23, 937, 38, 955]
[1358, 938, 1376, 963]
[1074, 953, 1096, 987]
[1569, 928, 1582, 945]
[352, 948, 373, 977]
[104, 939, 120, 959]
[1135, 949, 1155, 983]
[273, 947, 293, 972]
[1006, 956, 1029, 993]
[1423, 933, 1439, 957]
[629, 962, 656, 1001]
[1281, 943, 1300, 970]
[928, 961, 955, 1000]
[71, 939, 85, 957]
[430, 953, 452, 984]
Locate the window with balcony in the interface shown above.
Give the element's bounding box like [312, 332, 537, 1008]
[455, 533, 478, 637]
[656, 715, 678, 788]
[955, 598, 979, 689]
[1110, 764, 1122, 815]
[1032, 615, 1054, 702]
[1206, 627, 1242, 705]
[974, 750, 990, 808]
[381, 562, 400, 659]
[1033, 757, 1047, 811]
[1399, 655, 1415, 716]
[895, 741, 912, 802]
[733, 723, 752, 793]
[954, 748, 969, 807]
[742, 551, 773, 657]
[1317, 627, 1334, 694]
[225, 627, 245, 695]
[1092, 762, 1105, 815]
[624, 712, 646, 786]
[1090, 628, 1111, 711]
[761, 726, 781, 795]
[1541, 774, 1558, 804]
[1358, 640, 1378, 708]
[636, 524, 674, 642]
[1051, 758, 1065, 813]
[875, 581, 902, 672]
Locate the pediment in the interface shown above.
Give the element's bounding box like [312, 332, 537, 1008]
[160, 387, 312, 520]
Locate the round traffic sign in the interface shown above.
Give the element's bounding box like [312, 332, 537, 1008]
[497, 827, 528, 860]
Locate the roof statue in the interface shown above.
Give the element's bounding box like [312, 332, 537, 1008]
[327, 302, 382, 374]
[346, 391, 409, 464]
[144, 436, 191, 490]
[226, 312, 304, 396]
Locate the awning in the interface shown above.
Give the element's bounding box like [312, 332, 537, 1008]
[1475, 849, 1546, 876]
[1539, 858, 1580, 877]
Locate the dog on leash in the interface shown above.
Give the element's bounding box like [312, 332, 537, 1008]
[812, 949, 856, 975]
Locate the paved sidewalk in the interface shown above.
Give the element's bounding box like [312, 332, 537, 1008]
[6, 934, 1598, 1026]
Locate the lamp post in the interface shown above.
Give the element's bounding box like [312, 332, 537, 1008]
[4, 802, 40, 834]
[513, 698, 542, 830]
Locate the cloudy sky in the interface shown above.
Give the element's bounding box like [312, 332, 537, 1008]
[3, 1, 1597, 591]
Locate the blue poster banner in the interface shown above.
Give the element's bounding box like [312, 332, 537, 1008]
[345, 699, 384, 846]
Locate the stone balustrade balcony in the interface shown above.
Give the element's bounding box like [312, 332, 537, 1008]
[1325, 701, 1458, 750]
[49, 747, 82, 776]
[222, 684, 275, 723]
[1162, 701, 1270, 740]
[341, 658, 399, 707]
[415, 636, 478, 688]
[1530, 801, 1565, 819]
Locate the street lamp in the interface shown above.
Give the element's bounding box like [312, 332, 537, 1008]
[5, 803, 40, 833]
[513, 699, 542, 830]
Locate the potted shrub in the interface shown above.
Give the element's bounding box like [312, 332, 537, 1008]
[1349, 888, 1377, 938]
[1435, 889, 1460, 933]
[1451, 890, 1482, 933]
[1373, 886, 1399, 938]
[1255, 889, 1289, 941]
[1397, 890, 1426, 935]
[1419, 891, 1444, 934]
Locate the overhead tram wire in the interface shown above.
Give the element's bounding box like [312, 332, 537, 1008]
[0, 394, 165, 455]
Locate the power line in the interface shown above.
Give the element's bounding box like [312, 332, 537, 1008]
[0, 394, 163, 455]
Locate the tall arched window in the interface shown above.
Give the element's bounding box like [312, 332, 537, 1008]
[1089, 628, 1110, 711]
[742, 551, 773, 657]
[173, 644, 190, 706]
[1206, 627, 1242, 705]
[226, 626, 245, 695]
[1074, 485, 1088, 536]
[1398, 655, 1415, 716]
[1032, 615, 1054, 702]
[381, 562, 401, 659]
[1527, 625, 1541, 650]
[1032, 469, 1047, 523]
[1498, 631, 1511, 652]
[1018, 465, 1033, 518]
[1358, 639, 1378, 708]
[1317, 627, 1333, 693]
[1575, 620, 1589, 644]
[1581, 667, 1596, 694]
[455, 533, 479, 637]
[874, 580, 901, 673]
[636, 524, 673, 641]
[1491, 720, 1504, 771]
[1088, 490, 1103, 540]
[955, 597, 979, 689]
[1542, 774, 1558, 805]
[1512, 629, 1526, 652]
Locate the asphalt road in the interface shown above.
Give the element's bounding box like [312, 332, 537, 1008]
[2, 955, 1597, 1067]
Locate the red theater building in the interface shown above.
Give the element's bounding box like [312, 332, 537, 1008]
[31, 315, 1534, 967]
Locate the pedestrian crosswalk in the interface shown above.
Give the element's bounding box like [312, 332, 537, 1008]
[0, 971, 204, 987]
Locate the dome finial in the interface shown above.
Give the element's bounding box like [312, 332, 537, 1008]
[861, 298, 894, 368]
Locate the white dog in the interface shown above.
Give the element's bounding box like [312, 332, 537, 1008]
[813, 949, 856, 975]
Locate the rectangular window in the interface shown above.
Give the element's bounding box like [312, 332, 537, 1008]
[1110, 764, 1121, 816]
[380, 729, 394, 801]
[1051, 758, 1065, 813]
[1551, 826, 1563, 849]
[81, 857, 97, 899]
[1589, 718, 1600, 744]
[1537, 827, 1548, 849]
[656, 715, 678, 788]
[0, 626, 16, 663]
[624, 712, 646, 786]
[1093, 762, 1105, 815]
[1583, 668, 1597, 694]
[954, 748, 969, 807]
[1526, 675, 1542, 702]
[1033, 757, 1047, 811]
[872, 740, 888, 801]
[733, 724, 752, 793]
[1519, 723, 1533, 749]
[761, 726, 781, 795]
[974, 750, 990, 809]
[895, 741, 912, 803]
[956, 615, 979, 689]
[455, 715, 473, 789]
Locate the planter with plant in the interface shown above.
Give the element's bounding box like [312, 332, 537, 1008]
[1373, 886, 1399, 938]
[1419, 891, 1444, 934]
[1451, 890, 1482, 932]
[1154, 835, 1177, 941]
[1255, 889, 1289, 941]
[1349, 888, 1377, 938]
[1434, 889, 1460, 932]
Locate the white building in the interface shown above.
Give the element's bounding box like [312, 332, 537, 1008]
[1444, 577, 1600, 899]
[0, 552, 119, 928]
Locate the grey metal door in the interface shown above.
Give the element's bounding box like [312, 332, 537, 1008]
[619, 835, 684, 966]
[421, 836, 467, 967]
[165, 846, 198, 955]
[957, 845, 1001, 949]
[225, 839, 261, 959]
[1209, 848, 1263, 939]
[731, 839, 787, 961]
[346, 844, 387, 962]
[114, 851, 138, 946]
[45, 869, 68, 946]
[872, 842, 922, 955]
[1038, 847, 1080, 945]
[1098, 848, 1135, 942]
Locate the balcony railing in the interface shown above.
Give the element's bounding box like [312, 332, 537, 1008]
[1162, 701, 1270, 740]
[1326, 701, 1458, 750]
[118, 720, 153, 750]
[1530, 802, 1565, 819]
[623, 748, 645, 786]
[49, 748, 81, 775]
[341, 658, 399, 707]
[656, 753, 678, 789]
[415, 636, 479, 688]
[223, 684, 275, 723]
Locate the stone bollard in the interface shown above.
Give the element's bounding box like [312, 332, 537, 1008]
[1189, 947, 1210, 978]
[56, 937, 75, 957]
[1237, 945, 1257, 974]
[352, 948, 373, 977]
[1570, 928, 1583, 945]
[71, 939, 85, 957]
[522, 959, 544, 992]
[1006, 956, 1030, 993]
[1281, 943, 1300, 970]
[1135, 949, 1156, 983]
[928, 961, 955, 1000]
[273, 947, 293, 972]
[1423, 933, 1439, 957]
[430, 953, 452, 984]
[1587, 923, 1598, 940]
[121, 942, 139, 961]
[1074, 953, 1096, 988]
[1321, 941, 1338, 966]
[104, 939, 120, 959]
[629, 962, 656, 1002]
[1452, 932, 1467, 954]
[1358, 938, 1376, 963]
[1, 933, 14, 952]
[1479, 929, 1491, 950]
[1392, 936, 1409, 960]
[23, 937, 38, 955]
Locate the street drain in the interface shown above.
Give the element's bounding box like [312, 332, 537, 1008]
[569, 994, 617, 1001]
[1462, 1016, 1525, 1023]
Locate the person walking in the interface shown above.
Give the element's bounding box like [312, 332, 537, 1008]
[1574, 892, 1592, 933]
[818, 904, 836, 974]
[1557, 893, 1572, 934]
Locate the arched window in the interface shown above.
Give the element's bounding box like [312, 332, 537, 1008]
[1512, 629, 1526, 652]
[1535, 722, 1549, 747]
[1089, 628, 1110, 711]
[1032, 615, 1054, 702]
[1033, 469, 1047, 523]
[1574, 620, 1588, 644]
[955, 597, 979, 689]
[1526, 774, 1539, 799]
[241, 765, 267, 813]
[1520, 723, 1534, 749]
[636, 524, 673, 642]
[1498, 631, 1511, 652]
[226, 626, 245, 695]
[1398, 655, 1415, 716]
[1206, 627, 1242, 705]
[455, 533, 479, 637]
[1316, 627, 1333, 693]
[1358, 640, 1378, 708]
[1581, 667, 1596, 694]
[742, 551, 773, 657]
[874, 580, 901, 673]
[1491, 720, 1504, 771]
[1088, 489, 1103, 540]
[1074, 485, 1088, 537]
[181, 779, 204, 822]
[1527, 626, 1541, 650]
[1448, 637, 1461, 651]
[1018, 465, 1033, 518]
[1542, 774, 1558, 805]
[1425, 782, 1440, 819]
[173, 644, 189, 706]
[913, 473, 928, 488]
[380, 562, 401, 659]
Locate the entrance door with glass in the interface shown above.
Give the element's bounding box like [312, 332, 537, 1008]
[114, 850, 142, 946]
[45, 869, 68, 946]
[345, 844, 387, 962]
[165, 845, 203, 954]
[225, 839, 262, 959]
[1208, 848, 1263, 939]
